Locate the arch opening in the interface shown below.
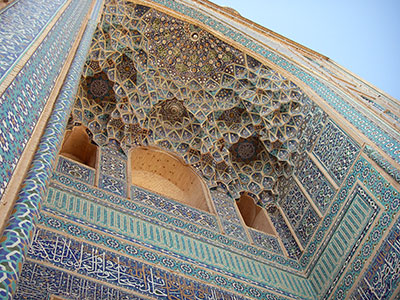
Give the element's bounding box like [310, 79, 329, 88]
[130, 147, 212, 212]
[237, 192, 276, 236]
[60, 125, 97, 168]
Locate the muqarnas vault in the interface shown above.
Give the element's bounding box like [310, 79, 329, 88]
[0, 0, 399, 299]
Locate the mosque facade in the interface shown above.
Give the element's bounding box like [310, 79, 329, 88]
[0, 0, 399, 299]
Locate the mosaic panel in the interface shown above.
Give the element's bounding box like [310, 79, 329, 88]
[210, 188, 242, 224]
[131, 185, 219, 231]
[364, 145, 400, 183]
[309, 184, 379, 298]
[0, 0, 66, 82]
[15, 262, 144, 300]
[350, 216, 400, 300]
[298, 156, 400, 299]
[26, 225, 310, 300]
[296, 97, 328, 154]
[313, 119, 360, 184]
[296, 155, 336, 214]
[268, 210, 302, 260]
[51, 177, 290, 262]
[221, 219, 249, 243]
[0, 0, 97, 298]
[99, 173, 127, 197]
[45, 183, 292, 277]
[248, 228, 283, 255]
[39, 213, 306, 300]
[56, 155, 95, 185]
[0, 0, 92, 202]
[23, 230, 252, 300]
[100, 147, 127, 180]
[279, 182, 321, 248]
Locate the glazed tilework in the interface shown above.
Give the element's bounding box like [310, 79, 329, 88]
[313, 119, 360, 184]
[0, 1, 99, 297]
[296, 155, 336, 214]
[37, 214, 314, 299]
[14, 262, 145, 300]
[296, 156, 400, 299]
[248, 228, 283, 255]
[296, 97, 328, 154]
[22, 229, 252, 300]
[364, 145, 400, 183]
[72, 1, 308, 203]
[309, 184, 379, 298]
[30, 223, 303, 300]
[44, 183, 298, 283]
[53, 172, 219, 232]
[51, 175, 289, 263]
[221, 219, 249, 243]
[0, 0, 66, 82]
[56, 155, 95, 185]
[209, 188, 251, 243]
[99, 173, 127, 197]
[279, 182, 321, 248]
[350, 216, 400, 300]
[100, 147, 127, 180]
[210, 189, 242, 224]
[0, 0, 92, 202]
[146, 0, 400, 165]
[268, 210, 302, 260]
[131, 185, 219, 231]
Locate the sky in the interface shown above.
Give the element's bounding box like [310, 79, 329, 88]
[211, 0, 400, 100]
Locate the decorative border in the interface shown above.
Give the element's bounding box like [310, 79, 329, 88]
[51, 172, 290, 265]
[0, 0, 99, 297]
[35, 220, 308, 300]
[0, 0, 67, 83]
[42, 184, 313, 298]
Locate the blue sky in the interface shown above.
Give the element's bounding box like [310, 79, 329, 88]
[211, 0, 400, 100]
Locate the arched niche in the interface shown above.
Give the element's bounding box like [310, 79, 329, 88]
[60, 126, 97, 168]
[130, 147, 212, 212]
[237, 192, 276, 236]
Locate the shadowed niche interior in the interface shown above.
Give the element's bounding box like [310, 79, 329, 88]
[130, 147, 211, 212]
[237, 192, 276, 235]
[60, 125, 97, 168]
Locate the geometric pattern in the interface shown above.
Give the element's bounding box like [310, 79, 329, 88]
[147, 0, 400, 166]
[313, 119, 360, 185]
[268, 209, 303, 260]
[0, 0, 95, 298]
[1, 0, 400, 299]
[100, 150, 127, 180]
[131, 185, 219, 231]
[71, 1, 309, 205]
[0, 0, 66, 82]
[309, 184, 380, 298]
[0, 0, 91, 203]
[279, 182, 321, 248]
[296, 155, 336, 214]
[36, 210, 312, 299]
[99, 173, 127, 197]
[56, 155, 95, 185]
[249, 228, 283, 254]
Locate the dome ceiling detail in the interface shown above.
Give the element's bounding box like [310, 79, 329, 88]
[72, 1, 310, 204]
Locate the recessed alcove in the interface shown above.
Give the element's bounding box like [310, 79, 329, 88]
[60, 125, 97, 168]
[237, 192, 276, 236]
[130, 147, 212, 212]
